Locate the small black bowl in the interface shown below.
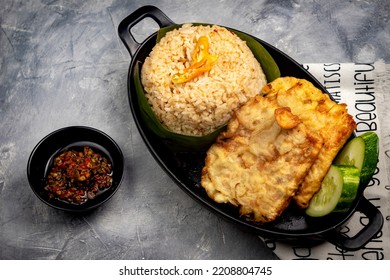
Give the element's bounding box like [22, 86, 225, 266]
[27, 126, 124, 213]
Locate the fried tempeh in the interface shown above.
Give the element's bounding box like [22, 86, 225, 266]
[261, 77, 356, 208]
[201, 95, 323, 223]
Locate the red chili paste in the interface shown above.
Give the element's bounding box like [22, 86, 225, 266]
[44, 146, 112, 204]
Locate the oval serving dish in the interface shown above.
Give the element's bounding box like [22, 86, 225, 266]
[118, 5, 383, 251]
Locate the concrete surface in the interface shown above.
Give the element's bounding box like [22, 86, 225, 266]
[1, 0, 389, 259]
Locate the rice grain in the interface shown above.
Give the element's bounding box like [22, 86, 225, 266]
[141, 24, 267, 136]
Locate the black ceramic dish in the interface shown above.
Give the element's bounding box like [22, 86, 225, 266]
[27, 126, 124, 213]
[118, 5, 383, 250]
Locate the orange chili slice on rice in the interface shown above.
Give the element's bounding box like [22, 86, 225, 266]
[172, 36, 218, 84]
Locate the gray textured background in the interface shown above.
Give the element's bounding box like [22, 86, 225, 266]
[1, 0, 389, 259]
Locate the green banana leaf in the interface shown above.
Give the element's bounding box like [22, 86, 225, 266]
[133, 24, 280, 151]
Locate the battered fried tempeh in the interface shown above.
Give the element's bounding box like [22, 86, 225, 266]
[201, 96, 323, 223]
[261, 77, 356, 208]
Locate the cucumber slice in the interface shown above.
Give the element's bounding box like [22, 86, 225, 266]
[306, 165, 360, 217]
[334, 137, 365, 169]
[358, 132, 379, 186]
[334, 132, 379, 187]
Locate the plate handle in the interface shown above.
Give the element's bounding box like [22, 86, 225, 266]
[118, 5, 175, 57]
[322, 197, 384, 251]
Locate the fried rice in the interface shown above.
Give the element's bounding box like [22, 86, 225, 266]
[141, 24, 267, 136]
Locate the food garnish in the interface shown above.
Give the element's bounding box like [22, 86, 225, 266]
[306, 132, 379, 217]
[305, 165, 360, 217]
[334, 132, 379, 187]
[172, 36, 218, 83]
[44, 146, 112, 204]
